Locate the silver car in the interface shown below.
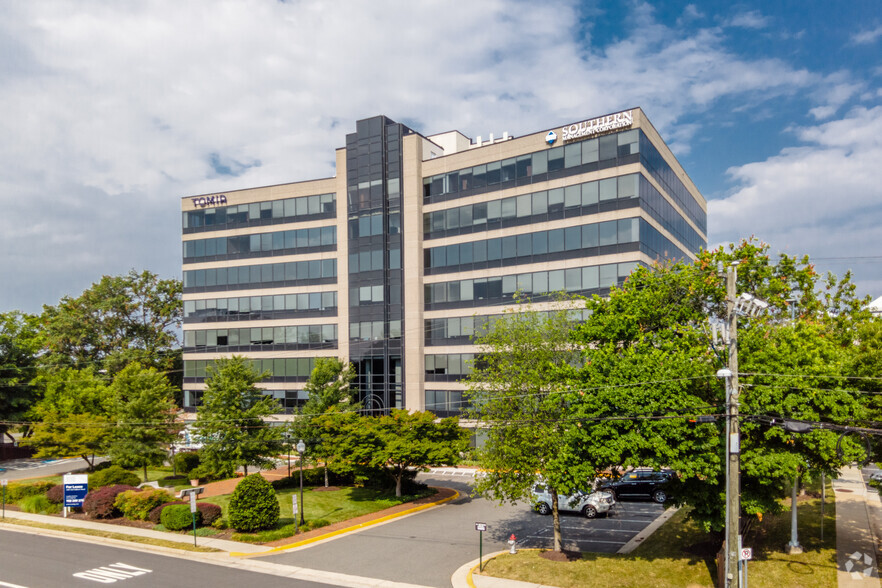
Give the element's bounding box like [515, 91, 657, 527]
[531, 483, 615, 518]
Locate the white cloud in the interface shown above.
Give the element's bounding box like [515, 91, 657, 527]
[0, 0, 873, 310]
[852, 26, 882, 45]
[723, 10, 769, 29]
[709, 106, 882, 297]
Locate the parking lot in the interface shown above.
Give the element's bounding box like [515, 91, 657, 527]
[522, 500, 668, 553]
[424, 468, 671, 555]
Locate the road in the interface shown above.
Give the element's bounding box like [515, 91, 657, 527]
[0, 458, 106, 482]
[263, 471, 669, 587]
[0, 529, 330, 588]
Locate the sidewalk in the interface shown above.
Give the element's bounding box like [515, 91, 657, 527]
[835, 467, 881, 587]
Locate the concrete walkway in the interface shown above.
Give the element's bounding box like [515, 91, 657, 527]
[835, 467, 881, 587]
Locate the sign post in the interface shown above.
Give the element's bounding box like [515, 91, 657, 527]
[475, 522, 488, 572]
[179, 487, 204, 547]
[1, 479, 7, 519]
[740, 547, 752, 588]
[63, 474, 89, 518]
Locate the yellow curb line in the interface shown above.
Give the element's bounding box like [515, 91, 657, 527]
[229, 489, 460, 557]
[467, 549, 541, 588]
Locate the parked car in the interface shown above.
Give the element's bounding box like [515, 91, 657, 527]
[598, 469, 673, 503]
[531, 483, 615, 518]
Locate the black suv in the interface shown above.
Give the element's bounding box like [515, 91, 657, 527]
[598, 469, 672, 503]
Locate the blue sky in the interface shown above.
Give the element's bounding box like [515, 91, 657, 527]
[0, 0, 880, 312]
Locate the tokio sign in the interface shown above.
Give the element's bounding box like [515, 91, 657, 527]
[560, 110, 633, 143]
[191, 194, 228, 209]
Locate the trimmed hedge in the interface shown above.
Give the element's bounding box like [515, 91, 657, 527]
[228, 474, 279, 532]
[114, 488, 174, 521]
[148, 501, 222, 527]
[4, 481, 54, 502]
[161, 504, 197, 531]
[83, 485, 138, 519]
[89, 466, 141, 489]
[157, 475, 188, 487]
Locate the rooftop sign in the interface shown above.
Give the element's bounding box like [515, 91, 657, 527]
[191, 194, 228, 209]
[561, 110, 633, 143]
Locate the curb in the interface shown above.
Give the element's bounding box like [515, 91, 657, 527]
[230, 488, 460, 557]
[617, 506, 679, 554]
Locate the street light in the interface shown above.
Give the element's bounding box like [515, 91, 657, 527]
[297, 439, 306, 527]
[284, 432, 291, 478]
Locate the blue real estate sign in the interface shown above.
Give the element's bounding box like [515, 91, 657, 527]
[63, 474, 88, 508]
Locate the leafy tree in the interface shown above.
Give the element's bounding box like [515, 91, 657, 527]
[107, 363, 181, 482]
[40, 270, 182, 388]
[465, 297, 587, 552]
[194, 356, 282, 476]
[372, 410, 469, 497]
[23, 367, 113, 468]
[294, 357, 357, 486]
[0, 311, 43, 441]
[569, 238, 868, 534]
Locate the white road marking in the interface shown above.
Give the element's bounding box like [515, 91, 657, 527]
[0, 581, 29, 588]
[73, 563, 152, 583]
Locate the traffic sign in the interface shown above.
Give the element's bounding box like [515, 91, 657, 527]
[741, 547, 752, 561]
[475, 522, 487, 532]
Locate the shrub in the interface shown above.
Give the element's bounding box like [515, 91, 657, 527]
[5, 481, 54, 502]
[115, 488, 175, 521]
[228, 474, 279, 532]
[19, 494, 61, 515]
[161, 504, 198, 531]
[196, 502, 222, 526]
[82, 484, 138, 519]
[45, 484, 64, 504]
[90, 465, 141, 489]
[148, 501, 184, 524]
[158, 475, 188, 487]
[173, 452, 201, 476]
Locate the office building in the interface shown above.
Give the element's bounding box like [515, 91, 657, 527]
[181, 108, 707, 415]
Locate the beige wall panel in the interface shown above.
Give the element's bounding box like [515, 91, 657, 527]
[401, 133, 426, 411]
[335, 147, 351, 360]
[183, 251, 339, 271]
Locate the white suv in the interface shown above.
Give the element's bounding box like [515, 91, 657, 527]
[531, 483, 615, 518]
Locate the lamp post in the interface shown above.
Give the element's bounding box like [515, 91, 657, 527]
[284, 432, 291, 478]
[297, 439, 306, 526]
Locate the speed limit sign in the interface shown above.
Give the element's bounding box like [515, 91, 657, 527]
[741, 548, 752, 561]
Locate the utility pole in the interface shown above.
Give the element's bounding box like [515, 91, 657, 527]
[726, 262, 741, 588]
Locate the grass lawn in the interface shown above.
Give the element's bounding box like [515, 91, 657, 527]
[203, 485, 434, 543]
[481, 483, 836, 588]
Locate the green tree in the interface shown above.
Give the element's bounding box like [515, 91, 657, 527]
[465, 297, 587, 552]
[372, 410, 469, 497]
[569, 238, 868, 533]
[228, 473, 280, 532]
[0, 311, 43, 441]
[294, 358, 357, 486]
[194, 356, 282, 476]
[41, 270, 182, 389]
[24, 368, 113, 468]
[107, 363, 181, 482]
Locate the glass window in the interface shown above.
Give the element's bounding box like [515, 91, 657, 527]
[473, 202, 487, 225]
[532, 191, 548, 215]
[486, 161, 501, 184]
[517, 233, 531, 257]
[487, 199, 501, 222]
[501, 236, 517, 259]
[548, 229, 564, 253]
[532, 151, 548, 175]
[501, 197, 516, 220]
[565, 268, 581, 291]
[565, 226, 581, 250]
[599, 178, 617, 201]
[619, 174, 638, 199]
[582, 181, 599, 206]
[564, 143, 581, 168]
[581, 138, 599, 163]
[501, 158, 516, 182]
[600, 264, 618, 287]
[548, 188, 564, 213]
[547, 146, 564, 172]
[618, 218, 637, 242]
[582, 223, 599, 248]
[487, 238, 501, 261]
[516, 194, 531, 218]
[583, 266, 599, 290]
[599, 221, 617, 246]
[564, 185, 581, 208]
[548, 269, 565, 292]
[533, 271, 548, 294]
[532, 231, 547, 255]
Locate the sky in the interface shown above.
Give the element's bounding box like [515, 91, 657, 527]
[1, 0, 880, 313]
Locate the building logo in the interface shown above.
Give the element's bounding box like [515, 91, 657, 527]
[191, 194, 228, 208]
[561, 110, 633, 143]
[545, 131, 557, 146]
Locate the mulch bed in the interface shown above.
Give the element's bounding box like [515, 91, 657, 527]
[539, 549, 583, 562]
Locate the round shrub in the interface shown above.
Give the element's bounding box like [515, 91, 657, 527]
[89, 465, 141, 489]
[19, 494, 61, 515]
[173, 452, 201, 476]
[161, 504, 198, 531]
[196, 502, 222, 527]
[228, 474, 279, 532]
[148, 500, 184, 524]
[114, 488, 174, 521]
[82, 484, 137, 519]
[45, 484, 64, 504]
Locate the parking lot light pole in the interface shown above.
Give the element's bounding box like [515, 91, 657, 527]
[284, 432, 291, 478]
[297, 439, 306, 526]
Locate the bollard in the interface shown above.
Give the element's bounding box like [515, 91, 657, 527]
[508, 534, 517, 554]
